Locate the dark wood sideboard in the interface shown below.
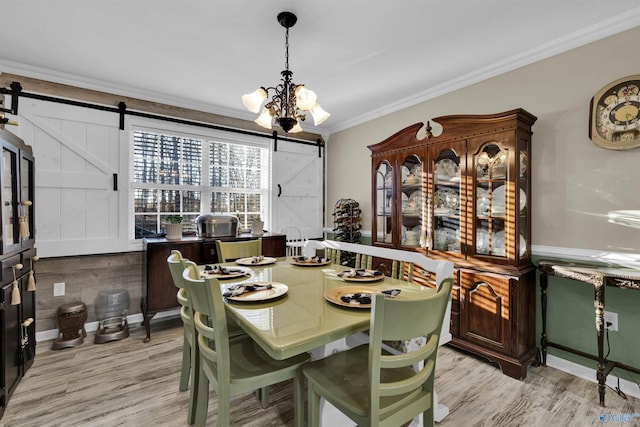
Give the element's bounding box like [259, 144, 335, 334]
[142, 233, 286, 342]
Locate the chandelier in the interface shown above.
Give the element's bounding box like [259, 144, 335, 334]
[242, 11, 329, 134]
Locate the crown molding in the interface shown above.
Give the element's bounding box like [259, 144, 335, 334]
[326, 9, 640, 134]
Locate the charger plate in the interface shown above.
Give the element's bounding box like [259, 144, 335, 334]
[225, 282, 288, 302]
[290, 258, 331, 267]
[324, 285, 381, 309]
[235, 256, 277, 266]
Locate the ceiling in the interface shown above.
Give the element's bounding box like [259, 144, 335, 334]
[1, 1, 639, 136]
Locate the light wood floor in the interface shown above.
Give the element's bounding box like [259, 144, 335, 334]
[3, 318, 638, 427]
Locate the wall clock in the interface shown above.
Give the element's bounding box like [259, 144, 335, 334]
[589, 75, 640, 150]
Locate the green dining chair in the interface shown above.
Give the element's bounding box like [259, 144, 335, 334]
[167, 250, 248, 421]
[166, 250, 195, 392]
[303, 278, 454, 427]
[215, 238, 262, 262]
[182, 260, 310, 427]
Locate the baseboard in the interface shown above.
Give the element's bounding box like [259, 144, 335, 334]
[546, 354, 640, 400]
[35, 309, 181, 342]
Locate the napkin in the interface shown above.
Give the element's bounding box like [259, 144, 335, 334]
[223, 283, 273, 297]
[204, 265, 244, 275]
[293, 255, 328, 263]
[340, 289, 401, 305]
[249, 256, 265, 264]
[337, 268, 383, 278]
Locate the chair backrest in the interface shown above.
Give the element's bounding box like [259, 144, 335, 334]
[167, 249, 192, 322]
[215, 238, 262, 262]
[280, 225, 307, 256]
[167, 250, 185, 289]
[368, 278, 454, 424]
[182, 260, 231, 372]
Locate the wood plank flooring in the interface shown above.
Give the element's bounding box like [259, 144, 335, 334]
[3, 318, 638, 426]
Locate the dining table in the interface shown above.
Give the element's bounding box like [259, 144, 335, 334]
[201, 256, 450, 426]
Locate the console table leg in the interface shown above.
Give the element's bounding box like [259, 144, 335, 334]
[140, 298, 156, 343]
[594, 275, 606, 407]
[540, 271, 548, 366]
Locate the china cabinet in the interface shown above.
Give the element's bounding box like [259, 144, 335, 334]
[368, 109, 538, 379]
[0, 128, 36, 418]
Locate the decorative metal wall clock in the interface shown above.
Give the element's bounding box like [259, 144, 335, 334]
[589, 75, 640, 150]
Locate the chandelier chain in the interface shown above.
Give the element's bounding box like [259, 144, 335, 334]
[284, 27, 290, 72]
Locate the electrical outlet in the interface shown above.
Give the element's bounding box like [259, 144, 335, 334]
[604, 310, 618, 332]
[53, 282, 65, 297]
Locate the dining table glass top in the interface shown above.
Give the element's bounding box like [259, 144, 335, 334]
[203, 257, 437, 360]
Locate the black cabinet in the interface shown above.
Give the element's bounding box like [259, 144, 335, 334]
[0, 129, 36, 419]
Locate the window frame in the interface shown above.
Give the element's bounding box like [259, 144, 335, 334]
[129, 119, 271, 241]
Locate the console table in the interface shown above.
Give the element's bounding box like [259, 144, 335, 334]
[141, 233, 286, 342]
[538, 259, 640, 406]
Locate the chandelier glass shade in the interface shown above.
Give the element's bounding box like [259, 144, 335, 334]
[242, 12, 329, 134]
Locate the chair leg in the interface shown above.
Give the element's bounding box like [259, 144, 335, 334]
[179, 332, 190, 391]
[293, 373, 304, 427]
[187, 341, 199, 424]
[308, 382, 320, 427]
[259, 386, 269, 409]
[193, 365, 208, 426]
[217, 384, 231, 427]
[424, 405, 434, 427]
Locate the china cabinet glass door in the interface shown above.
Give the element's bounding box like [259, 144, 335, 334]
[374, 161, 393, 245]
[473, 142, 510, 259]
[400, 155, 423, 248]
[431, 148, 462, 254]
[2, 144, 20, 254]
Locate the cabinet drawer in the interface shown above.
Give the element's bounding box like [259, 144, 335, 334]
[0, 255, 22, 286]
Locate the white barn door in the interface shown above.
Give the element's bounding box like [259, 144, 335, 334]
[271, 140, 323, 239]
[15, 99, 127, 257]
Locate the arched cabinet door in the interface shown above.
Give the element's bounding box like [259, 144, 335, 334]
[399, 154, 424, 249]
[372, 160, 394, 246]
[429, 141, 465, 258]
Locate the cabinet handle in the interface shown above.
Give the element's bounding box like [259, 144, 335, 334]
[277, 184, 282, 198]
[460, 291, 465, 308]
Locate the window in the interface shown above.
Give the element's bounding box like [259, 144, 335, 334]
[131, 127, 269, 239]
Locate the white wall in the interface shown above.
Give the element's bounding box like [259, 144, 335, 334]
[326, 26, 640, 257]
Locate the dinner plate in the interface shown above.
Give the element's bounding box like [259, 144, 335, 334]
[200, 266, 251, 279]
[435, 158, 459, 180]
[225, 282, 288, 302]
[333, 269, 385, 282]
[290, 258, 331, 267]
[476, 229, 490, 254]
[324, 285, 383, 309]
[492, 186, 526, 212]
[235, 256, 278, 266]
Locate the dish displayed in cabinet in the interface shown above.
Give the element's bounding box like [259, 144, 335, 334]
[476, 187, 490, 215]
[491, 230, 526, 257]
[492, 186, 526, 214]
[520, 152, 527, 177]
[435, 159, 460, 181]
[434, 227, 458, 251]
[476, 229, 490, 254]
[434, 188, 459, 215]
[491, 155, 507, 178]
[403, 191, 422, 215]
[402, 225, 421, 246]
